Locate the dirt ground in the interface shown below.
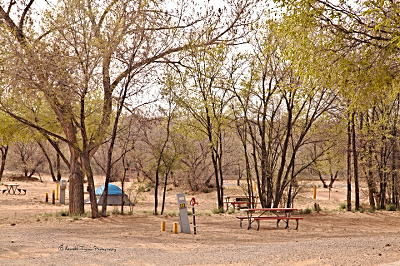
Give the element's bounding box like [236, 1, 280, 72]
[1, 175, 400, 266]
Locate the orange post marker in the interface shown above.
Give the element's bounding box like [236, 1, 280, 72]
[313, 186, 317, 199]
[173, 222, 178, 234]
[56, 183, 59, 200]
[161, 221, 166, 232]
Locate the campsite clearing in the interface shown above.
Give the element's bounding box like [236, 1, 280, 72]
[0, 176, 400, 265]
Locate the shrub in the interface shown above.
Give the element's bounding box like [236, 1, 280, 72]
[302, 208, 312, 214]
[227, 209, 236, 215]
[313, 203, 321, 213]
[212, 207, 224, 214]
[56, 210, 69, 217]
[386, 204, 397, 211]
[339, 203, 346, 210]
[163, 210, 178, 217]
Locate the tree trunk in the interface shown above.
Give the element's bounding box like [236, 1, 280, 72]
[154, 166, 160, 215]
[161, 172, 168, 215]
[56, 153, 62, 181]
[69, 150, 85, 216]
[121, 170, 126, 215]
[351, 112, 360, 210]
[347, 117, 352, 211]
[0, 146, 8, 182]
[81, 151, 99, 218]
[37, 141, 56, 182]
[365, 112, 376, 208]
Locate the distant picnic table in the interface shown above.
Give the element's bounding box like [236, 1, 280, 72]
[224, 195, 259, 211]
[2, 184, 26, 195]
[237, 208, 303, 230]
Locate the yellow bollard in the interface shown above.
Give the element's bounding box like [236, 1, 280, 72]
[173, 222, 178, 234]
[45, 193, 48, 203]
[52, 190, 55, 204]
[56, 183, 59, 200]
[313, 186, 317, 199]
[161, 221, 166, 232]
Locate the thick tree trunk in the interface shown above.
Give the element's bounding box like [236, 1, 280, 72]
[69, 150, 84, 216]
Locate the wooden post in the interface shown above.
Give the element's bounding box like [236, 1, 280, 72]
[161, 221, 166, 231]
[173, 222, 178, 234]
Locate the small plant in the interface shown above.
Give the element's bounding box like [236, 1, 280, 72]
[71, 216, 81, 221]
[386, 203, 397, 211]
[56, 210, 69, 217]
[163, 210, 178, 217]
[137, 185, 145, 193]
[313, 203, 321, 213]
[227, 209, 236, 215]
[339, 203, 346, 210]
[110, 209, 121, 215]
[203, 188, 211, 193]
[212, 207, 225, 214]
[359, 207, 365, 213]
[302, 208, 312, 214]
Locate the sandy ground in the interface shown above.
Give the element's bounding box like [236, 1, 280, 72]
[1, 176, 400, 266]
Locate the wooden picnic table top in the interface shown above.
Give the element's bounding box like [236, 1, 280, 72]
[241, 208, 298, 212]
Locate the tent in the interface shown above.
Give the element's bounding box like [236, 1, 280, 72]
[85, 184, 133, 206]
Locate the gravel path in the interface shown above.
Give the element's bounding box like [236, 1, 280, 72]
[1, 212, 400, 266]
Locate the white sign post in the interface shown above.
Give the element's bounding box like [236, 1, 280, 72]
[176, 193, 191, 234]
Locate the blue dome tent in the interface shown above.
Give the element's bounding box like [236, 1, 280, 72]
[85, 184, 133, 206]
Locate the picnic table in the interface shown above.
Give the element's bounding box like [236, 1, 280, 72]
[237, 208, 303, 230]
[3, 183, 20, 195]
[224, 195, 259, 211]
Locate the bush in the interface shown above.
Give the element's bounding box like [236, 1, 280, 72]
[227, 209, 236, 215]
[313, 203, 321, 213]
[386, 204, 397, 211]
[339, 203, 346, 210]
[301, 207, 312, 214]
[56, 210, 69, 217]
[212, 207, 225, 214]
[203, 188, 212, 193]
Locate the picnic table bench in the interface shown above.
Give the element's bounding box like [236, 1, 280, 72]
[237, 208, 303, 230]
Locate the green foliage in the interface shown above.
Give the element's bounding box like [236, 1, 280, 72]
[313, 203, 321, 213]
[163, 210, 178, 217]
[386, 204, 397, 211]
[56, 210, 69, 217]
[212, 207, 225, 214]
[227, 209, 237, 215]
[301, 208, 312, 214]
